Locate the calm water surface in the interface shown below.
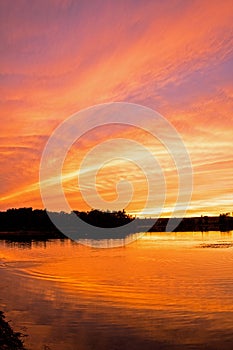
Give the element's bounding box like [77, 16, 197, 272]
[0, 231, 233, 350]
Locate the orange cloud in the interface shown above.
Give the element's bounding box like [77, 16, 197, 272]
[0, 0, 232, 216]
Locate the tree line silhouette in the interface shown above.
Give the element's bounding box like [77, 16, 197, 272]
[149, 214, 233, 232]
[0, 208, 232, 240]
[0, 207, 133, 237]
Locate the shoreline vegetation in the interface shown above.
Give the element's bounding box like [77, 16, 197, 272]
[0, 311, 26, 350]
[0, 208, 233, 240]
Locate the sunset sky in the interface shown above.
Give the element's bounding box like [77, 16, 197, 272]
[1, 0, 233, 217]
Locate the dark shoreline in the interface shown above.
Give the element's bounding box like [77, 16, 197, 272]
[0, 311, 26, 350]
[0, 208, 232, 240]
[0, 230, 65, 241]
[148, 215, 233, 232]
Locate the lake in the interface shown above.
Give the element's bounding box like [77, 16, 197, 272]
[0, 231, 233, 350]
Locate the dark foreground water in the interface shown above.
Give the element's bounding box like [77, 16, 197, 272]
[0, 231, 233, 350]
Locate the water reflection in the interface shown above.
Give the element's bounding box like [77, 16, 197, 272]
[0, 232, 146, 249]
[78, 231, 145, 248]
[1, 238, 69, 250]
[0, 232, 233, 350]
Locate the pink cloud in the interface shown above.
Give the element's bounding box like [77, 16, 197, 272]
[0, 0, 232, 214]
